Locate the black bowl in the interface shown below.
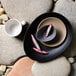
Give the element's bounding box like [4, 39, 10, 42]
[24, 12, 72, 62]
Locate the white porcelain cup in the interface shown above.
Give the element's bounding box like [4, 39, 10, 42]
[5, 19, 26, 37]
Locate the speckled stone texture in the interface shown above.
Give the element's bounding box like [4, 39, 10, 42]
[53, 0, 76, 57]
[32, 56, 71, 76]
[0, 25, 25, 65]
[1, 0, 53, 24]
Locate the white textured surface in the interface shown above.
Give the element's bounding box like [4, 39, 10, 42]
[0, 25, 25, 65]
[54, 0, 76, 57]
[32, 56, 71, 76]
[1, 0, 53, 24]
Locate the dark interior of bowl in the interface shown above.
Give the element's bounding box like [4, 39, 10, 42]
[24, 12, 72, 62]
[36, 25, 56, 42]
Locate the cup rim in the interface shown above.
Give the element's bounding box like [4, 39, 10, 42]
[37, 17, 67, 47]
[5, 19, 22, 37]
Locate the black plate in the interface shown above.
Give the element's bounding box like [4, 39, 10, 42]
[24, 12, 72, 62]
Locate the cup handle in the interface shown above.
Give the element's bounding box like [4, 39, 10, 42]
[21, 20, 26, 26]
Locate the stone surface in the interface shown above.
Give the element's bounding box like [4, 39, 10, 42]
[0, 18, 3, 24]
[0, 5, 2, 8]
[0, 65, 6, 72]
[1, 0, 53, 24]
[5, 68, 12, 76]
[0, 25, 25, 65]
[32, 56, 71, 76]
[0, 4, 1, 8]
[0, 14, 8, 21]
[68, 57, 75, 64]
[53, 0, 76, 57]
[54, 0, 58, 2]
[0, 65, 6, 75]
[7, 57, 34, 76]
[0, 8, 4, 15]
[7, 66, 13, 69]
[0, 24, 3, 26]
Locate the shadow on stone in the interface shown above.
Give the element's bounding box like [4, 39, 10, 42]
[48, 0, 55, 12]
[70, 65, 74, 76]
[15, 22, 29, 41]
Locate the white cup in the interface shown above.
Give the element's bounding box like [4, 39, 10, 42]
[5, 19, 26, 37]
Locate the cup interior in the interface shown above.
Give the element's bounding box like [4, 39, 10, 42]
[37, 17, 67, 47]
[36, 25, 56, 42]
[5, 19, 22, 37]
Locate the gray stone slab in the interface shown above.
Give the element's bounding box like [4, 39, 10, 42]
[0, 25, 25, 65]
[1, 0, 53, 24]
[53, 0, 76, 57]
[32, 56, 71, 76]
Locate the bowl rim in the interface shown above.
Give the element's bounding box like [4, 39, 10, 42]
[24, 12, 72, 62]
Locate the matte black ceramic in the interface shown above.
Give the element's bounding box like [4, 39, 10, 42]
[24, 12, 72, 62]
